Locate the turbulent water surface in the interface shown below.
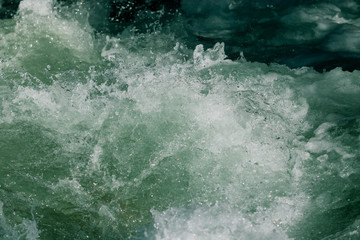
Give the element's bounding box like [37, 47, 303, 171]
[0, 0, 360, 239]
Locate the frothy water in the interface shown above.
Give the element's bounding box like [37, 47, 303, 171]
[0, 0, 359, 239]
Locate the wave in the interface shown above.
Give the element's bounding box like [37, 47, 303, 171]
[0, 0, 359, 239]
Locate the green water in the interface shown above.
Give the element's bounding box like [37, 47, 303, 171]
[0, 1, 359, 239]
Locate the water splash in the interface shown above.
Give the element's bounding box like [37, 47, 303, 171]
[0, 0, 359, 239]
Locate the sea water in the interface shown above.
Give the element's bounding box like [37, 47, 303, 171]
[0, 0, 359, 239]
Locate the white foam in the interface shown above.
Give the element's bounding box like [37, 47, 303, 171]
[0, 201, 41, 240]
[19, 0, 54, 16]
[193, 43, 231, 69]
[151, 201, 304, 240]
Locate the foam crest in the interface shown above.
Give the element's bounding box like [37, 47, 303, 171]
[193, 43, 230, 69]
[19, 0, 53, 16]
[0, 0, 97, 84]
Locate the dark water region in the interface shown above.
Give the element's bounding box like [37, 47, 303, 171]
[0, 0, 360, 239]
[2, 0, 360, 71]
[180, 0, 360, 71]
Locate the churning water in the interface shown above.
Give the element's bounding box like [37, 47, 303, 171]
[0, 0, 359, 239]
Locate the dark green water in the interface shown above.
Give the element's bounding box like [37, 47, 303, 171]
[0, 0, 359, 239]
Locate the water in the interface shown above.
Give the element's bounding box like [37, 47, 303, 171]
[0, 0, 359, 239]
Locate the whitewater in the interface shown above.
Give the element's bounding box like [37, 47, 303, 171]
[0, 0, 359, 239]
